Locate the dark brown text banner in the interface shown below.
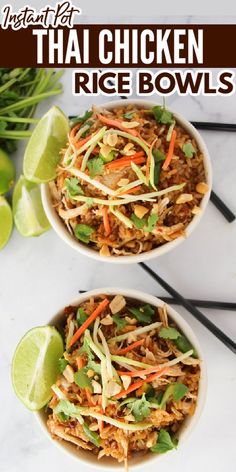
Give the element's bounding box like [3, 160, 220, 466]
[0, 25, 235, 68]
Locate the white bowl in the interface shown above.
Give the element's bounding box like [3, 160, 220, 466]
[35, 287, 207, 470]
[41, 99, 212, 263]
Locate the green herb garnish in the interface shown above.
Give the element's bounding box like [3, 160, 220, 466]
[159, 383, 189, 408]
[130, 394, 150, 421]
[76, 307, 88, 326]
[131, 213, 146, 229]
[123, 111, 134, 120]
[74, 368, 92, 390]
[182, 142, 196, 158]
[82, 422, 101, 447]
[129, 304, 155, 324]
[159, 327, 181, 340]
[112, 314, 127, 330]
[145, 214, 159, 232]
[151, 429, 178, 453]
[58, 357, 68, 373]
[70, 110, 93, 127]
[87, 157, 104, 178]
[159, 327, 197, 358]
[99, 150, 116, 163]
[152, 106, 174, 125]
[152, 149, 165, 186]
[65, 177, 84, 196]
[74, 224, 94, 244]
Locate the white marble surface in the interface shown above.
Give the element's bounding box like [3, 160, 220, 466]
[1, 10, 236, 472]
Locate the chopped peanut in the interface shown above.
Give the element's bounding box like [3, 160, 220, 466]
[117, 178, 130, 187]
[121, 375, 131, 390]
[100, 314, 113, 325]
[134, 205, 149, 219]
[192, 205, 202, 215]
[109, 295, 126, 314]
[87, 369, 95, 378]
[103, 133, 118, 147]
[63, 365, 74, 383]
[99, 244, 111, 257]
[176, 193, 193, 204]
[196, 182, 209, 194]
[121, 121, 140, 129]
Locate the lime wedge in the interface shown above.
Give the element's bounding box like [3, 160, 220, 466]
[13, 175, 51, 237]
[0, 196, 13, 249]
[0, 148, 15, 194]
[23, 106, 69, 183]
[12, 326, 64, 410]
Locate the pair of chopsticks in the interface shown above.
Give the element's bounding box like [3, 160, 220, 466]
[139, 263, 236, 355]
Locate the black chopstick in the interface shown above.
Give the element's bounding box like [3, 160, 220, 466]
[210, 191, 236, 222]
[78, 290, 236, 311]
[191, 121, 236, 132]
[139, 263, 236, 355]
[158, 297, 236, 311]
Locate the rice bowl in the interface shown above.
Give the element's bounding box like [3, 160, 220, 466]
[41, 100, 212, 263]
[35, 288, 207, 470]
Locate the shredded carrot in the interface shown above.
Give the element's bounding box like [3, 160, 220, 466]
[118, 185, 142, 196]
[162, 129, 177, 170]
[106, 151, 144, 169]
[85, 388, 95, 406]
[97, 113, 140, 137]
[69, 298, 109, 347]
[116, 339, 144, 355]
[146, 138, 157, 181]
[70, 123, 92, 150]
[117, 365, 167, 377]
[102, 207, 111, 235]
[98, 408, 104, 432]
[113, 368, 168, 399]
[76, 356, 85, 369]
[91, 146, 100, 155]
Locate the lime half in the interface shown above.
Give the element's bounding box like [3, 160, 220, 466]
[0, 148, 15, 194]
[12, 326, 64, 410]
[23, 106, 70, 183]
[13, 175, 51, 237]
[0, 196, 13, 250]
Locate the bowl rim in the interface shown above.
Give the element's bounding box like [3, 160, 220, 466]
[41, 98, 213, 263]
[34, 287, 207, 470]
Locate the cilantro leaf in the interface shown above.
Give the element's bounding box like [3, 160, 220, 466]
[152, 149, 166, 162]
[151, 429, 178, 453]
[173, 383, 189, 402]
[65, 177, 84, 196]
[159, 327, 181, 340]
[145, 214, 159, 232]
[182, 143, 196, 158]
[83, 422, 101, 447]
[74, 368, 92, 390]
[131, 213, 146, 229]
[87, 359, 101, 375]
[76, 307, 88, 326]
[87, 157, 104, 178]
[79, 336, 94, 361]
[112, 314, 127, 330]
[152, 150, 165, 186]
[130, 394, 150, 421]
[129, 304, 155, 325]
[159, 383, 189, 408]
[152, 106, 174, 125]
[74, 224, 94, 244]
[58, 357, 68, 373]
[123, 111, 134, 120]
[57, 411, 69, 422]
[70, 110, 93, 127]
[174, 335, 197, 358]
